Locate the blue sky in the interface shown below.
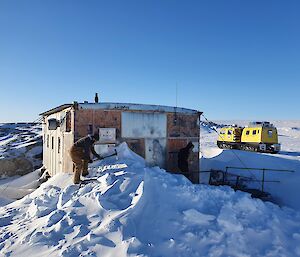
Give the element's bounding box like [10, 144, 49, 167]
[0, 0, 299, 122]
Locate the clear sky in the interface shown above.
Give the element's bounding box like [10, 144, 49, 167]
[0, 0, 299, 122]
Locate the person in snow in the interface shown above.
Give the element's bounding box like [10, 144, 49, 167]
[178, 141, 194, 180]
[70, 133, 102, 184]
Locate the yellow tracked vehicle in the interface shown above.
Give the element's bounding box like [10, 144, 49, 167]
[217, 122, 281, 153]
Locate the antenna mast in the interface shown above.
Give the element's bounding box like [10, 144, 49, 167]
[174, 83, 178, 125]
[176, 83, 178, 108]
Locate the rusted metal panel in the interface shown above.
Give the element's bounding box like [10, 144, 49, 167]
[121, 112, 167, 138]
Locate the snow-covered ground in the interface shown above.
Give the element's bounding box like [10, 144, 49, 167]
[0, 121, 300, 256]
[1, 138, 300, 257]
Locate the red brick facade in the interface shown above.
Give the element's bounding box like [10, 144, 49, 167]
[73, 108, 200, 182]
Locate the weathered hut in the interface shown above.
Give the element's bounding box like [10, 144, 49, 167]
[40, 99, 202, 183]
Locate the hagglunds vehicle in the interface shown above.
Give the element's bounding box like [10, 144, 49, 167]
[217, 121, 280, 153]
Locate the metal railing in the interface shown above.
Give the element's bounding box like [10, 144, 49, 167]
[225, 166, 295, 192]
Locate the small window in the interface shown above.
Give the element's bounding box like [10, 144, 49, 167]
[58, 137, 61, 153]
[220, 130, 225, 135]
[51, 136, 54, 150]
[268, 130, 273, 138]
[246, 130, 250, 135]
[47, 135, 49, 148]
[253, 130, 257, 135]
[227, 130, 232, 135]
[66, 111, 71, 132]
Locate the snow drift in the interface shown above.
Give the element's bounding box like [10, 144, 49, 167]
[1, 143, 300, 257]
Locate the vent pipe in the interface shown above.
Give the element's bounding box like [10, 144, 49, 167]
[95, 93, 99, 103]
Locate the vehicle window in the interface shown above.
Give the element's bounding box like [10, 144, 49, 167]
[246, 130, 250, 135]
[227, 130, 232, 135]
[268, 130, 273, 137]
[253, 130, 257, 135]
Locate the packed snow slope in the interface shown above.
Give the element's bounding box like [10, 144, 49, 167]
[1, 143, 300, 257]
[200, 120, 300, 211]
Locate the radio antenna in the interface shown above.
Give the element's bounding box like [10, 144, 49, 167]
[174, 83, 178, 125]
[176, 83, 178, 108]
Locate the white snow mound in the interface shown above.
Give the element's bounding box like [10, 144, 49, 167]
[1, 143, 300, 257]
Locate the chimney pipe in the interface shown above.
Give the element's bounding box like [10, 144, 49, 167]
[95, 93, 99, 103]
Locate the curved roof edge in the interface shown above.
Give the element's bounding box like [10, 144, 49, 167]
[79, 102, 201, 114]
[40, 102, 202, 116]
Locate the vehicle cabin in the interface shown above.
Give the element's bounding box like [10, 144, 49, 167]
[241, 126, 278, 144]
[218, 127, 243, 143]
[217, 122, 280, 153]
[40, 100, 202, 183]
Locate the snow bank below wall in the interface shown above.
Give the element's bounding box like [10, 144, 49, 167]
[1, 143, 300, 257]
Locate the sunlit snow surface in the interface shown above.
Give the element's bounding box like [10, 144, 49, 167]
[1, 138, 300, 257]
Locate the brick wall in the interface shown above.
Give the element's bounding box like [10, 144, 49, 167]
[167, 113, 199, 138]
[74, 109, 200, 183]
[75, 109, 121, 140]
